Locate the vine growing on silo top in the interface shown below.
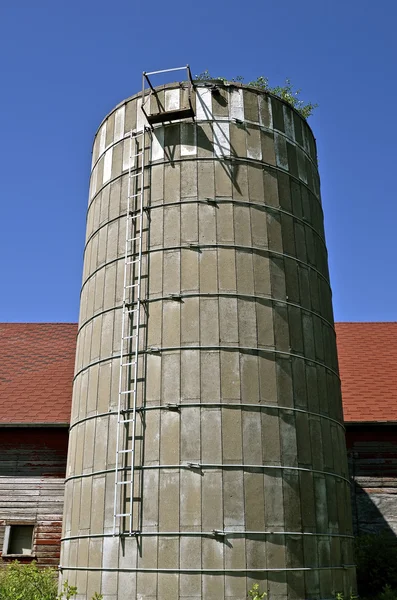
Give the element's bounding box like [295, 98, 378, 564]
[194, 70, 318, 119]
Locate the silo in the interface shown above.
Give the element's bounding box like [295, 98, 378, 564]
[60, 67, 356, 600]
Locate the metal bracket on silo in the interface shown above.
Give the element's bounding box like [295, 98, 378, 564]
[167, 293, 182, 302]
[187, 462, 202, 471]
[188, 243, 201, 252]
[124, 300, 138, 309]
[139, 298, 149, 315]
[165, 403, 181, 412]
[212, 529, 226, 537]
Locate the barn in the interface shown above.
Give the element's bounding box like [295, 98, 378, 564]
[0, 321, 396, 564]
[0, 323, 75, 566]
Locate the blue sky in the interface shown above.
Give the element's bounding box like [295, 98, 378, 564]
[0, 0, 395, 322]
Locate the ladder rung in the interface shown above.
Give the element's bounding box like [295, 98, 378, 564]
[115, 513, 133, 518]
[117, 480, 133, 486]
[127, 236, 140, 242]
[129, 172, 141, 178]
[126, 259, 140, 265]
[122, 334, 137, 339]
[121, 418, 136, 424]
[121, 361, 136, 367]
[120, 390, 137, 395]
[128, 193, 142, 199]
[118, 448, 135, 454]
[127, 308, 139, 314]
[126, 283, 139, 289]
[130, 151, 143, 159]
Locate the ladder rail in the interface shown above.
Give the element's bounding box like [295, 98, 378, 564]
[128, 126, 145, 535]
[113, 132, 134, 534]
[113, 128, 147, 535]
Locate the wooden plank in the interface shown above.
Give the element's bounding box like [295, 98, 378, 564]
[0, 478, 65, 485]
[0, 510, 63, 518]
[0, 501, 63, 508]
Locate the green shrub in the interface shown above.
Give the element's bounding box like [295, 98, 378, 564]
[0, 561, 103, 600]
[248, 583, 267, 599]
[58, 580, 78, 599]
[194, 70, 318, 119]
[376, 584, 397, 600]
[334, 592, 358, 600]
[335, 584, 397, 600]
[355, 534, 397, 597]
[0, 561, 58, 600]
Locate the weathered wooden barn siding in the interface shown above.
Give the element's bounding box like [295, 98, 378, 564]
[347, 426, 397, 536]
[0, 428, 68, 567]
[1, 424, 396, 570]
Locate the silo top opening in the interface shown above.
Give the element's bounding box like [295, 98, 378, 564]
[142, 65, 195, 125]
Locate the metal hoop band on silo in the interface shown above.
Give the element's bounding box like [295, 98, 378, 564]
[60, 76, 356, 599]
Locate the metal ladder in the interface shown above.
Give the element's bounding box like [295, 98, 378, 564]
[113, 127, 147, 535]
[113, 66, 194, 535]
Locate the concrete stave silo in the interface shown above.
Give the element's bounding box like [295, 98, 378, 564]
[60, 71, 356, 599]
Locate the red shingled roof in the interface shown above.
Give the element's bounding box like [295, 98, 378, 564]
[336, 322, 397, 423]
[0, 323, 77, 424]
[0, 322, 396, 424]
